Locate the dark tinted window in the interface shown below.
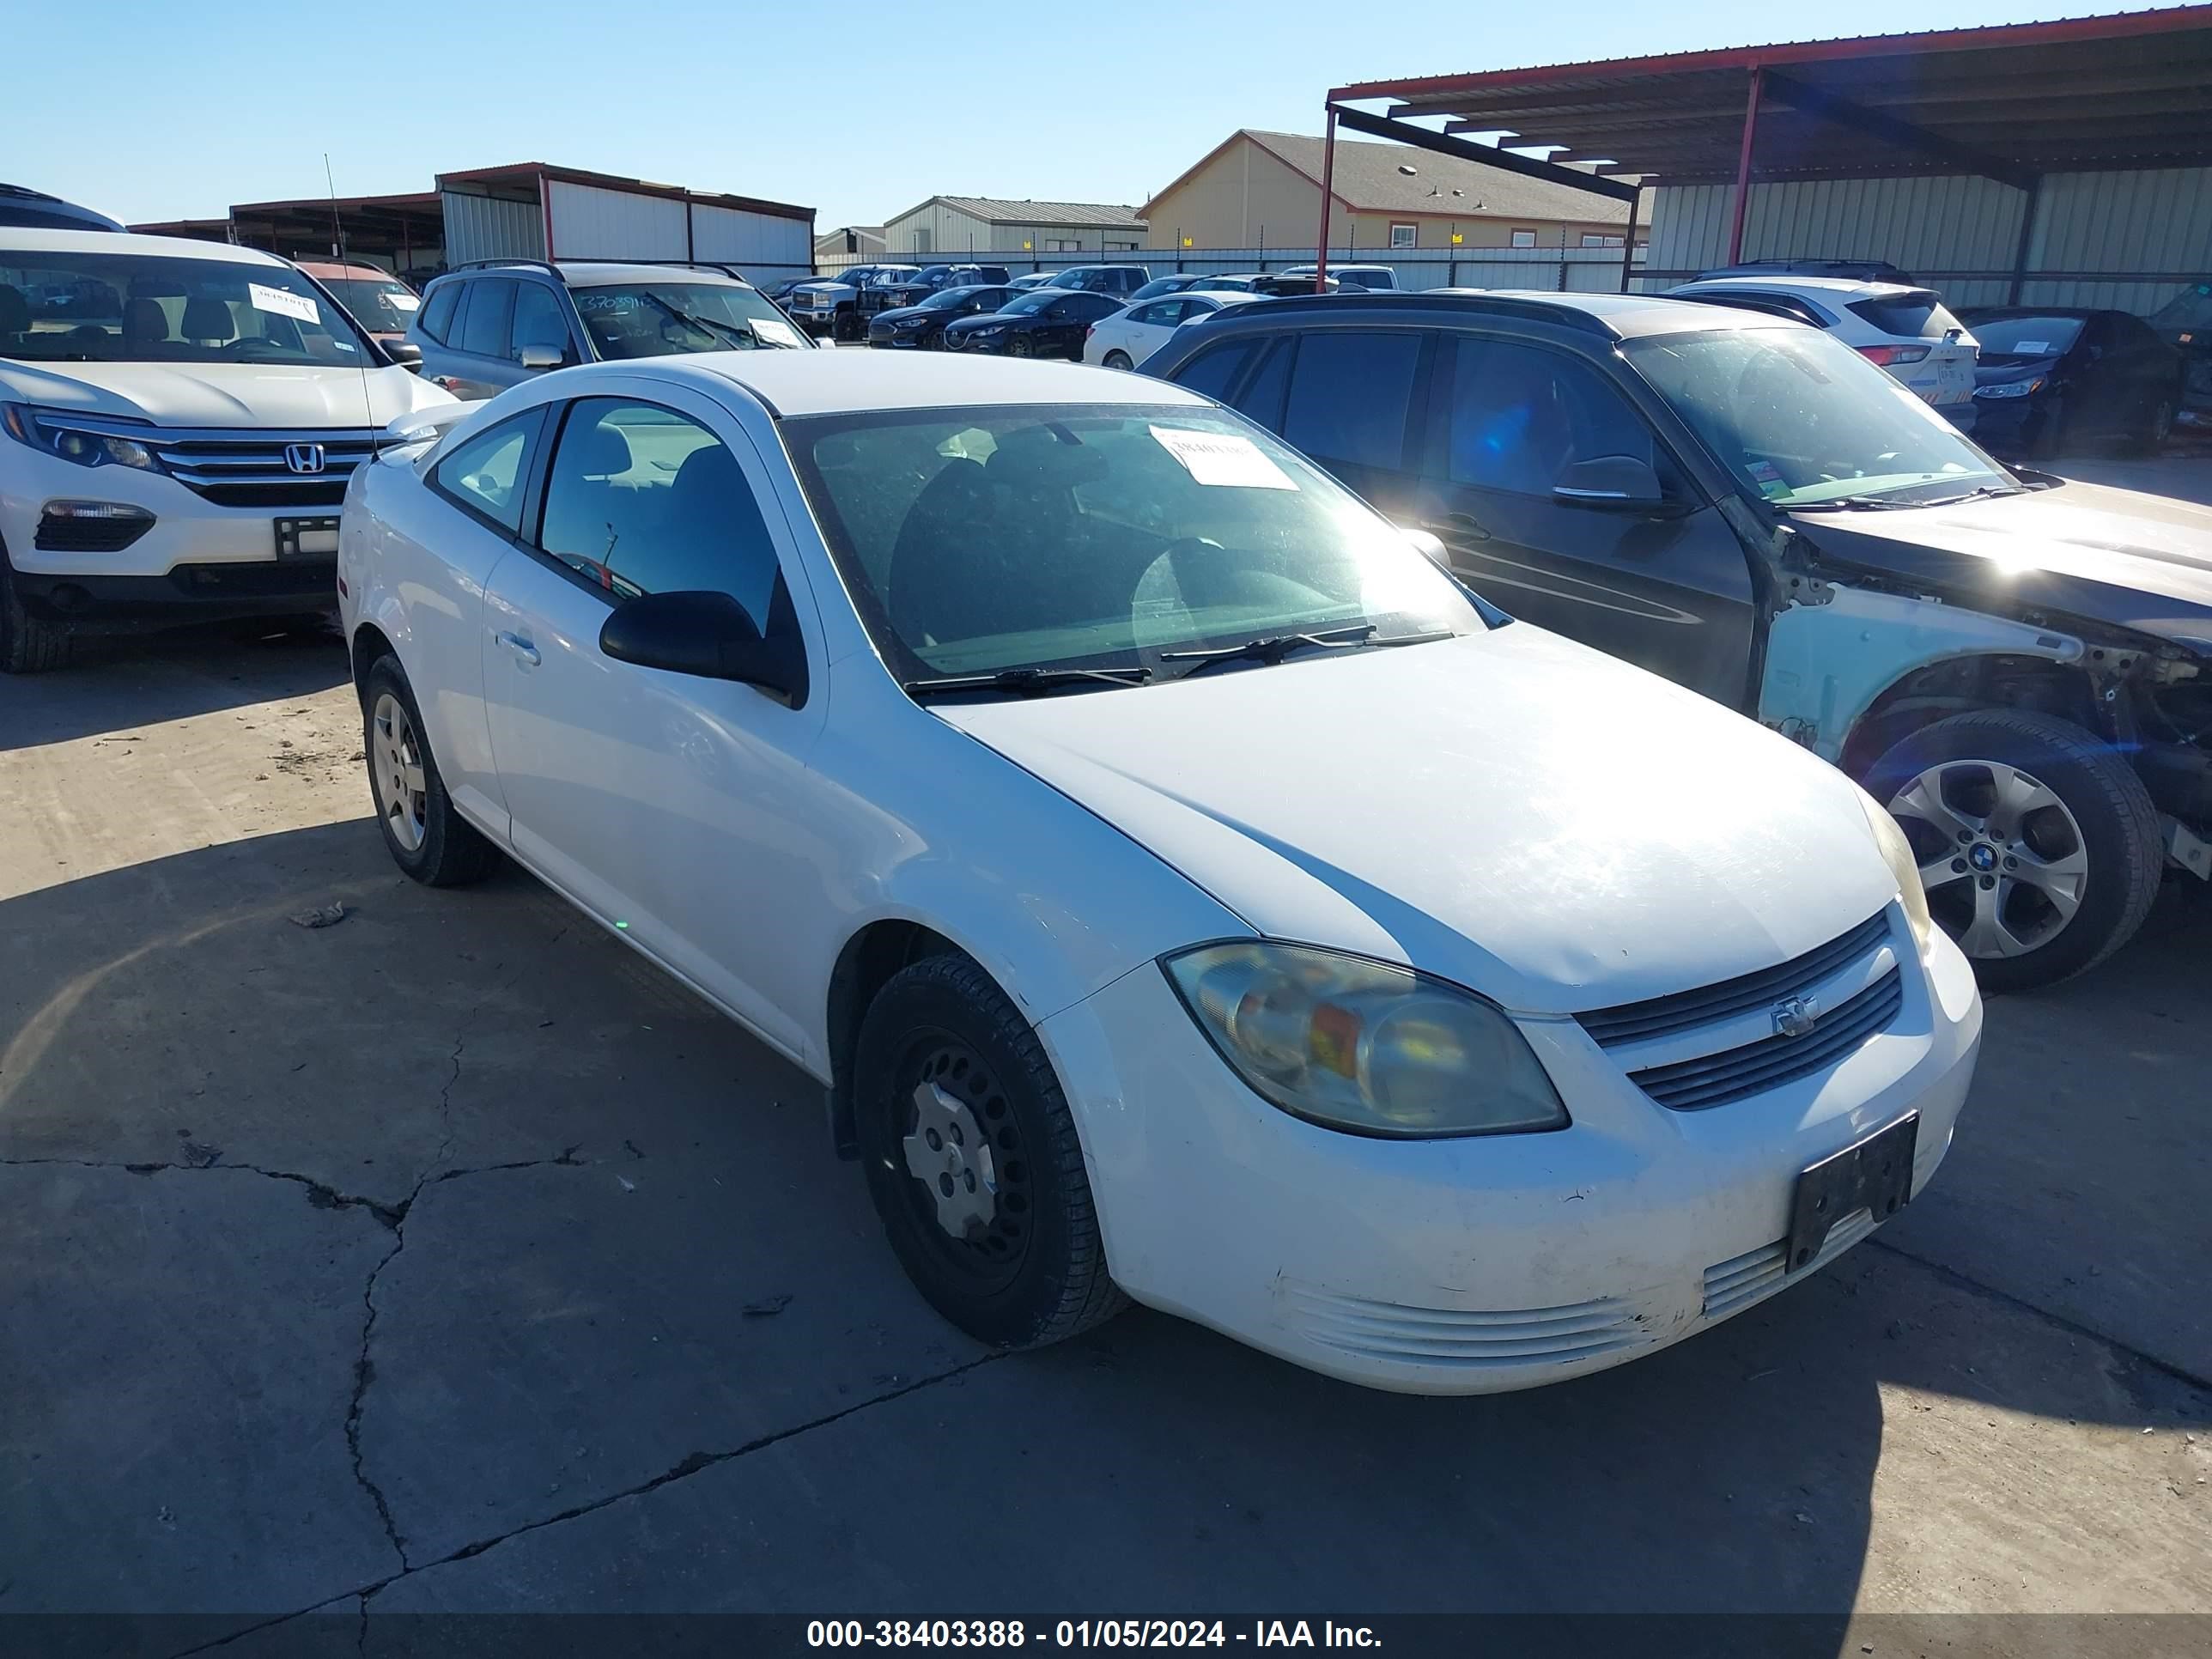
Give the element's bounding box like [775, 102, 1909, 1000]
[1059, 292, 1122, 320]
[509, 283, 570, 361]
[1126, 301, 1176, 328]
[1846, 290, 1964, 339]
[417, 282, 461, 343]
[432, 412, 538, 535]
[1281, 331, 1422, 471]
[538, 398, 780, 630]
[1234, 338, 1293, 428]
[1445, 337, 1656, 494]
[459, 278, 514, 357]
[1170, 340, 1255, 403]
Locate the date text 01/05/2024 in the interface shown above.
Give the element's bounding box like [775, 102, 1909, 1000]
[806, 1620, 1382, 1649]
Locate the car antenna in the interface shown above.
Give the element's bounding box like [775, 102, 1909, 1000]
[326, 153, 380, 460]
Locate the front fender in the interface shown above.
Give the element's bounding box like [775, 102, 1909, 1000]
[1757, 585, 2085, 764]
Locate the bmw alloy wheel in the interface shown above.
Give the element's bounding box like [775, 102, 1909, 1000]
[1888, 758, 2088, 959]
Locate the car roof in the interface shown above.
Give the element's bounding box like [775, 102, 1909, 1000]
[634, 349, 1215, 418]
[1674, 275, 1924, 299]
[555, 261, 755, 287]
[0, 227, 291, 266]
[1161, 288, 1805, 343]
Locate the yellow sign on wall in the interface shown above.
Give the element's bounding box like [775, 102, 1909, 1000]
[1450, 232, 1464, 245]
[1182, 236, 1194, 247]
[1022, 240, 1033, 250]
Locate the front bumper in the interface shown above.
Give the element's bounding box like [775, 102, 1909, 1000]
[1966, 392, 2054, 452]
[1040, 909, 1981, 1395]
[3, 446, 341, 629]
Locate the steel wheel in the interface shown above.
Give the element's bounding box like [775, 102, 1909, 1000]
[894, 1034, 1031, 1291]
[370, 691, 428, 854]
[1889, 757, 2088, 960]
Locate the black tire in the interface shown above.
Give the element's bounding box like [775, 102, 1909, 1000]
[0, 551, 72, 674]
[2131, 392, 2177, 456]
[360, 655, 499, 887]
[833, 308, 860, 343]
[1863, 708, 2163, 991]
[854, 953, 1125, 1349]
[1103, 349, 1133, 371]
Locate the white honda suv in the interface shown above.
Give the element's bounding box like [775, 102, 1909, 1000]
[337, 349, 1981, 1394]
[0, 228, 453, 671]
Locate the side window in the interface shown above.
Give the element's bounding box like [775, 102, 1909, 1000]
[1127, 301, 1170, 327]
[459, 278, 514, 358]
[1234, 337, 1295, 428]
[430, 411, 539, 535]
[1281, 331, 1423, 471]
[417, 283, 461, 343]
[509, 283, 570, 362]
[1443, 337, 1662, 495]
[537, 398, 781, 632]
[1170, 340, 1255, 403]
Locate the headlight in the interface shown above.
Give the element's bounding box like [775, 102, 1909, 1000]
[1972, 379, 2041, 399]
[1162, 942, 1568, 1138]
[1856, 789, 1936, 954]
[1, 404, 162, 471]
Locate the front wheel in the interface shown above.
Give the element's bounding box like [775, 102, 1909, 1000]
[2133, 393, 2177, 454]
[361, 656, 499, 887]
[0, 553, 72, 674]
[854, 954, 1125, 1349]
[1865, 709, 2163, 991]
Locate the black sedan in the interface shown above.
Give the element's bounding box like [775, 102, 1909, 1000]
[941, 288, 1123, 359]
[2148, 280, 2212, 437]
[1956, 307, 2185, 458]
[867, 285, 1018, 349]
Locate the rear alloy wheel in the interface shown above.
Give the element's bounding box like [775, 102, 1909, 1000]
[1866, 709, 2163, 990]
[1103, 349, 1133, 371]
[854, 954, 1124, 1348]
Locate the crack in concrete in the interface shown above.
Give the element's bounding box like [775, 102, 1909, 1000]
[0, 1157, 406, 1226]
[1865, 1236, 2212, 1395]
[167, 1352, 1002, 1657]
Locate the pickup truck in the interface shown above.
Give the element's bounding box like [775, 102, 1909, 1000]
[1146, 288, 2212, 988]
[784, 265, 918, 341]
[864, 264, 1012, 319]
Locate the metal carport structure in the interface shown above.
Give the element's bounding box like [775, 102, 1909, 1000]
[1322, 6, 2212, 307]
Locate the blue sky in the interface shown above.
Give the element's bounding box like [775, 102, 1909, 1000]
[16, 0, 2157, 232]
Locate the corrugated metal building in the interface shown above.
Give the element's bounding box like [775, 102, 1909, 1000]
[1322, 9, 2212, 316]
[437, 164, 815, 284]
[880, 196, 1144, 259]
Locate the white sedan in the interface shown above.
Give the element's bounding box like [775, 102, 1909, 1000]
[1083, 290, 1261, 369]
[338, 351, 1981, 1394]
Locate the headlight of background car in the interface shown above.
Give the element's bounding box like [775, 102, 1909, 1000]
[1972, 379, 2041, 399]
[1163, 943, 1567, 1138]
[1, 404, 161, 471]
[1856, 789, 1936, 954]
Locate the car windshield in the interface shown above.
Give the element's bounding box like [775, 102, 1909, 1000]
[573, 282, 806, 356]
[1965, 315, 2086, 357]
[787, 404, 1478, 684]
[0, 248, 376, 365]
[2149, 282, 2212, 334]
[322, 276, 421, 334]
[1626, 326, 2012, 507]
[1000, 291, 1058, 316]
[868, 270, 918, 287]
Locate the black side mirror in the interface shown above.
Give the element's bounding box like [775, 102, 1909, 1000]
[384, 340, 423, 370]
[1554, 454, 1667, 510]
[599, 590, 808, 705]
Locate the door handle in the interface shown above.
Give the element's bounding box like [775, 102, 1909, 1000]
[495, 630, 541, 668]
[1424, 512, 1492, 545]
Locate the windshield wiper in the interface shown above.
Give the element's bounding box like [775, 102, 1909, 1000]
[905, 665, 1153, 699]
[635, 293, 779, 349]
[1160, 624, 1456, 678]
[1911, 483, 2030, 507]
[1781, 495, 1925, 512]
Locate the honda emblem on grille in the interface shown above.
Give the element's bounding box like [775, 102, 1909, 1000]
[283, 442, 327, 476]
[1771, 996, 1820, 1039]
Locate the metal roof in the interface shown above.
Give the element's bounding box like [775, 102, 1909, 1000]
[1237, 130, 1643, 224]
[894, 196, 1143, 229]
[1331, 7, 2212, 185]
[437, 163, 814, 223]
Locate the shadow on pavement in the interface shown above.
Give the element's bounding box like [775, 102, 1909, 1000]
[0, 622, 349, 753]
[0, 821, 2203, 1644]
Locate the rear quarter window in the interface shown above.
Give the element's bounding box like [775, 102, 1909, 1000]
[1849, 292, 1964, 339]
[417, 282, 461, 343]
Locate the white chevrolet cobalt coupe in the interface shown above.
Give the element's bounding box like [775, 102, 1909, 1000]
[337, 351, 1982, 1393]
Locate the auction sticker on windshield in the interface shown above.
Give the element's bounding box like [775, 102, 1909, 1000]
[1151, 425, 1296, 489]
[248, 283, 319, 325]
[751, 313, 805, 348]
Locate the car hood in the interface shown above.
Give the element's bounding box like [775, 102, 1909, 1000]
[790, 281, 854, 298]
[0, 359, 445, 428]
[933, 626, 1899, 1015]
[1973, 353, 2062, 380]
[943, 313, 1017, 333]
[1790, 479, 2212, 651]
[872, 305, 936, 325]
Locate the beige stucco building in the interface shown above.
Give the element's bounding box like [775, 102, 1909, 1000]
[1139, 130, 1647, 253]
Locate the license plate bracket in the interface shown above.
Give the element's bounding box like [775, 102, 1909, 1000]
[275, 516, 340, 558]
[1785, 1111, 1918, 1273]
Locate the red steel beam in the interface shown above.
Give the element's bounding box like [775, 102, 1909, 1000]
[1726, 67, 1763, 265]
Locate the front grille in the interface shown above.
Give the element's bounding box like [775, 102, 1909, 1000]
[1628, 969, 1904, 1111]
[1577, 911, 1890, 1048]
[1281, 1283, 1649, 1371]
[148, 427, 380, 509]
